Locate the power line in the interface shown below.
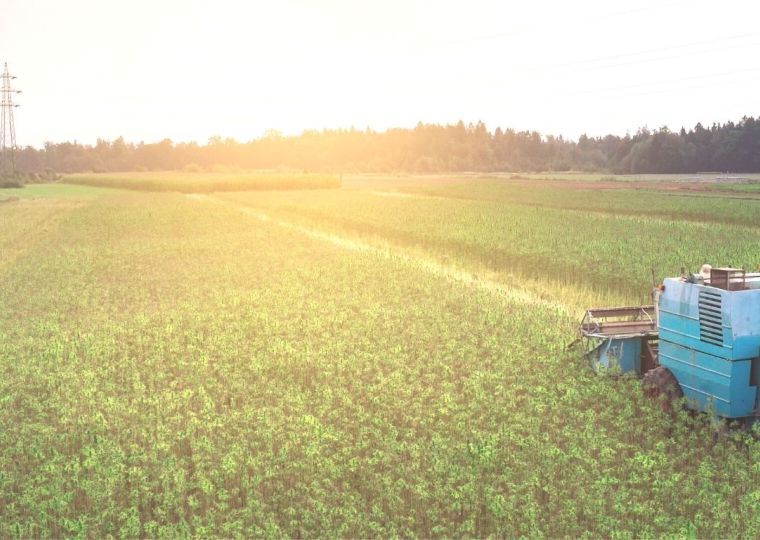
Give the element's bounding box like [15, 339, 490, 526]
[473, 37, 760, 86]
[516, 32, 760, 75]
[572, 39, 760, 74]
[372, 33, 760, 98]
[438, 0, 692, 47]
[601, 75, 760, 100]
[560, 66, 760, 97]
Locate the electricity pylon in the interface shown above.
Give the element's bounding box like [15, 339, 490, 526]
[0, 63, 21, 175]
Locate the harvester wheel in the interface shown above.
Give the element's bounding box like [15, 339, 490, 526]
[642, 366, 683, 414]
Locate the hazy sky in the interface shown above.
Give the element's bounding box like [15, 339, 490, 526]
[2, 0, 760, 147]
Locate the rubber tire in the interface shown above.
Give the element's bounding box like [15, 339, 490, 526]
[642, 366, 683, 414]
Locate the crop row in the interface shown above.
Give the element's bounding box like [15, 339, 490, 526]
[394, 178, 760, 227]
[64, 171, 340, 193]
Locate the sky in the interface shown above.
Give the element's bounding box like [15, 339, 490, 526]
[2, 0, 760, 147]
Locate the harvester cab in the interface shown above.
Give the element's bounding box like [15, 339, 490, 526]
[580, 267, 760, 421]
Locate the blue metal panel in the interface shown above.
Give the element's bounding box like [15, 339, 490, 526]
[590, 337, 641, 375]
[657, 314, 731, 359]
[727, 292, 760, 359]
[659, 340, 756, 417]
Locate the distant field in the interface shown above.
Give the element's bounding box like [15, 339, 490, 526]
[64, 171, 341, 192]
[389, 178, 760, 225]
[704, 181, 760, 193]
[513, 171, 760, 183]
[0, 183, 115, 201]
[343, 172, 760, 192]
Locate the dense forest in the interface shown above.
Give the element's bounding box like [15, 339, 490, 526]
[13, 115, 760, 174]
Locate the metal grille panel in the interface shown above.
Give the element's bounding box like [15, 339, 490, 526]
[698, 289, 723, 346]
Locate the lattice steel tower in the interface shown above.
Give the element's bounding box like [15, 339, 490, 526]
[1, 63, 21, 175]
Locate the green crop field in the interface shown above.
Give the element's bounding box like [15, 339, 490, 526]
[2, 176, 759, 538]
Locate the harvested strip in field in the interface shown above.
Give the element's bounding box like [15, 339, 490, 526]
[188, 193, 573, 315]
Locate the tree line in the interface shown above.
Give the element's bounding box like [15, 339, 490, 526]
[14, 115, 760, 174]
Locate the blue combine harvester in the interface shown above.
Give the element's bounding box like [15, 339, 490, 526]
[580, 267, 760, 421]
